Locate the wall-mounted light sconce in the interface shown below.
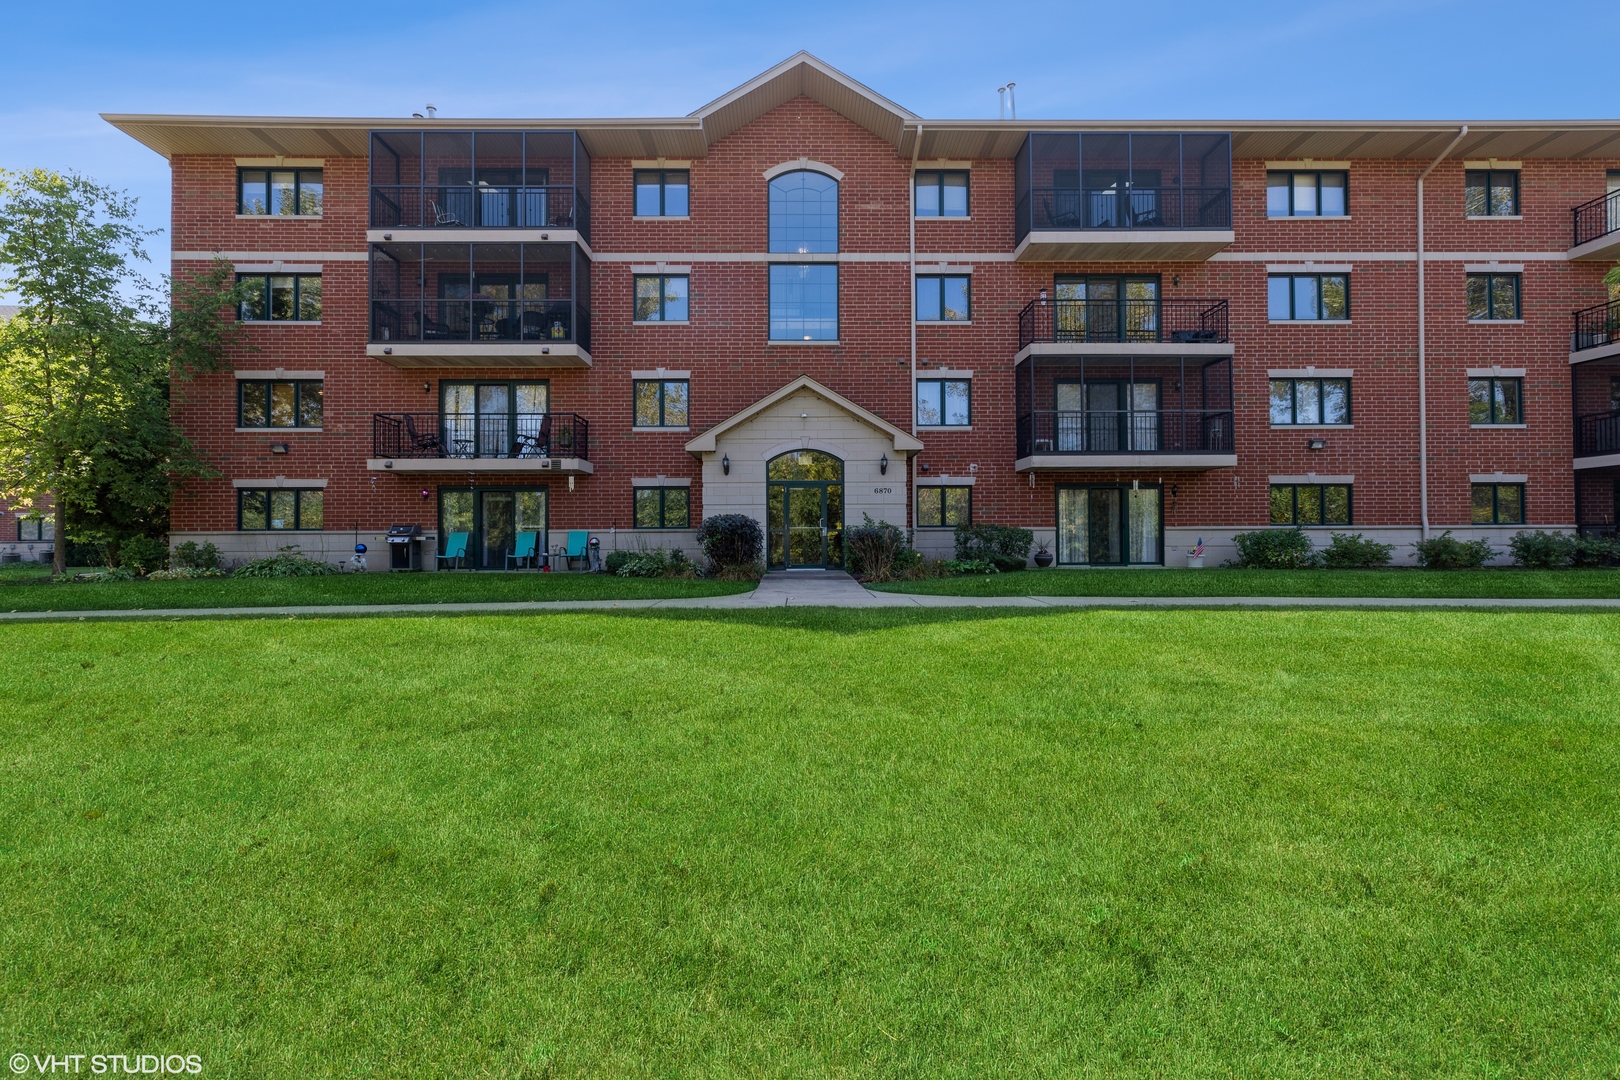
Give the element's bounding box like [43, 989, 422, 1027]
[1307, 438, 1327, 450]
[383, 347, 393, 355]
[270, 443, 289, 454]
[721, 454, 731, 475]
[383, 233, 393, 240]
[919, 462, 930, 473]
[420, 489, 430, 500]
[879, 453, 888, 475]
[1038, 288, 1048, 304]
[1173, 275, 1181, 287]
[423, 381, 430, 393]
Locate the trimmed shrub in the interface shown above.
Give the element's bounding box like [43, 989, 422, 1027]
[1413, 531, 1494, 570]
[1232, 528, 1317, 569]
[954, 523, 1034, 573]
[173, 540, 223, 571]
[1321, 532, 1394, 569]
[1571, 533, 1620, 568]
[232, 546, 340, 578]
[119, 535, 169, 575]
[845, 515, 913, 582]
[614, 548, 696, 579]
[943, 558, 999, 576]
[1508, 530, 1576, 569]
[603, 549, 634, 575]
[696, 514, 764, 570]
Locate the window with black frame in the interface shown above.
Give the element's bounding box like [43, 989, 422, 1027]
[1053, 275, 1160, 341]
[1468, 377, 1522, 424]
[18, 517, 53, 541]
[1465, 170, 1518, 216]
[238, 380, 322, 428]
[1270, 483, 1351, 526]
[440, 381, 550, 458]
[1268, 273, 1348, 321]
[916, 379, 970, 427]
[633, 379, 689, 427]
[916, 275, 970, 322]
[634, 170, 689, 217]
[916, 486, 970, 528]
[1269, 378, 1350, 425]
[238, 488, 323, 530]
[1266, 171, 1348, 217]
[238, 273, 321, 322]
[633, 274, 689, 322]
[1466, 274, 1520, 320]
[1471, 483, 1524, 524]
[914, 170, 969, 217]
[634, 486, 690, 529]
[239, 168, 322, 216]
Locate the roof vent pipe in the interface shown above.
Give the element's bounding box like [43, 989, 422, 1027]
[425, 104, 438, 119]
[997, 83, 1017, 120]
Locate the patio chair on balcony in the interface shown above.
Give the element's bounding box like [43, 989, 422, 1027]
[506, 531, 540, 570]
[437, 531, 470, 570]
[403, 414, 442, 456]
[431, 200, 464, 227]
[513, 414, 552, 458]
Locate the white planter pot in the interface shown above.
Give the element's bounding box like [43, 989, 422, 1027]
[1186, 555, 1205, 569]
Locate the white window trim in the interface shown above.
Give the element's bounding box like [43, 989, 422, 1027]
[631, 426, 690, 433]
[235, 214, 323, 221]
[1464, 263, 1524, 273]
[632, 216, 691, 222]
[1462, 160, 1521, 170]
[1465, 215, 1522, 221]
[763, 159, 843, 182]
[1269, 320, 1351, 326]
[1266, 263, 1353, 273]
[918, 369, 973, 379]
[1469, 423, 1527, 429]
[235, 262, 321, 273]
[234, 369, 324, 380]
[630, 476, 692, 487]
[1470, 473, 1528, 484]
[236, 427, 323, 434]
[630, 265, 692, 275]
[915, 475, 976, 486]
[240, 320, 322, 327]
[917, 425, 973, 433]
[232, 477, 328, 489]
[1467, 319, 1524, 325]
[236, 157, 324, 167]
[1466, 367, 1526, 378]
[633, 319, 691, 326]
[1266, 160, 1351, 170]
[1268, 368, 1353, 378]
[916, 320, 973, 326]
[1267, 215, 1353, 221]
[1270, 474, 1354, 485]
[768, 339, 841, 346]
[630, 369, 691, 380]
[1271, 424, 1354, 430]
[631, 159, 693, 169]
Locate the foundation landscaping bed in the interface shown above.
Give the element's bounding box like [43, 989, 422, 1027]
[3, 606, 1618, 1077]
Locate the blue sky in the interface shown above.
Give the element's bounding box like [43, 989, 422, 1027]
[2, 0, 1616, 284]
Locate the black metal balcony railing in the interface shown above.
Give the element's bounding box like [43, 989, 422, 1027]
[370, 185, 590, 240]
[1572, 189, 1620, 249]
[1017, 409, 1233, 458]
[1018, 298, 1229, 350]
[372, 412, 589, 461]
[1572, 297, 1620, 353]
[371, 299, 591, 353]
[1576, 409, 1620, 458]
[1018, 185, 1232, 234]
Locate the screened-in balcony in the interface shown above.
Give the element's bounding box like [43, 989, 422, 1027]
[1570, 189, 1620, 261]
[1573, 354, 1620, 468]
[1014, 132, 1234, 261]
[369, 130, 590, 243]
[367, 242, 591, 366]
[1017, 296, 1230, 359]
[1014, 355, 1235, 470]
[368, 411, 591, 474]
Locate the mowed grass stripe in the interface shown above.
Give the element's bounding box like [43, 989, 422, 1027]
[2, 608, 1617, 1078]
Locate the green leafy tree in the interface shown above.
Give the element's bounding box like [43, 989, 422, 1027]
[0, 169, 247, 573]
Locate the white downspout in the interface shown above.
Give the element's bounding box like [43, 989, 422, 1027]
[909, 123, 922, 519]
[1417, 125, 1467, 539]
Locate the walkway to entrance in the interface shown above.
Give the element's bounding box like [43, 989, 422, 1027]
[750, 569, 878, 606]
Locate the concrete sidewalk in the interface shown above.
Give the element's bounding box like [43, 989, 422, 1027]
[1, 569, 1618, 621]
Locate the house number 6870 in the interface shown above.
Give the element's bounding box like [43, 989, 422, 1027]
[872, 486, 893, 494]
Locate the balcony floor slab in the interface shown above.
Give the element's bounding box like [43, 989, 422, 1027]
[368, 343, 591, 368]
[1568, 233, 1620, 262]
[1571, 339, 1620, 364]
[366, 457, 593, 475]
[1015, 453, 1237, 471]
[1574, 453, 1620, 471]
[1014, 230, 1234, 263]
[366, 228, 590, 256]
[1016, 341, 1233, 363]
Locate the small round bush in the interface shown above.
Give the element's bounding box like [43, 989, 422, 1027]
[1231, 528, 1317, 569]
[1413, 531, 1494, 570]
[696, 514, 763, 569]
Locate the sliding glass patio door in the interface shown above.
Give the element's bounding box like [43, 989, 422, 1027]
[1056, 484, 1162, 565]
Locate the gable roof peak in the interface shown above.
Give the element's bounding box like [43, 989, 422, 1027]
[690, 52, 918, 149]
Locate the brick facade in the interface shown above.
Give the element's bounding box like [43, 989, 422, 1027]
[129, 62, 1619, 568]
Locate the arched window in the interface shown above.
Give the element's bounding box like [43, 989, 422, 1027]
[769, 171, 839, 253]
[767, 449, 843, 481]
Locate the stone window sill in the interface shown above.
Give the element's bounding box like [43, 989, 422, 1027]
[1470, 423, 1527, 429]
[631, 426, 690, 433]
[236, 427, 323, 433]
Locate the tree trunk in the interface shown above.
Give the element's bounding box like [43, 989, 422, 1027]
[52, 497, 66, 576]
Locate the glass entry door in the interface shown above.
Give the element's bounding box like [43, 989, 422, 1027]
[1056, 484, 1161, 565]
[765, 450, 845, 569]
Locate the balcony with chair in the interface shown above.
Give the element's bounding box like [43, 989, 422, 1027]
[1569, 189, 1620, 262]
[1017, 295, 1231, 361]
[369, 130, 590, 245]
[1014, 132, 1234, 261]
[367, 411, 591, 474]
[1014, 354, 1236, 470]
[367, 241, 591, 367]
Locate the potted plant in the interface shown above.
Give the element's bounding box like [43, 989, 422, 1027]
[1186, 537, 1206, 569]
[1033, 543, 1054, 568]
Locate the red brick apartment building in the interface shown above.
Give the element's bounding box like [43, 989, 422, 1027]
[103, 53, 1620, 570]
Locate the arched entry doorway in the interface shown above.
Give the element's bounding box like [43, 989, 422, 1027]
[766, 450, 844, 568]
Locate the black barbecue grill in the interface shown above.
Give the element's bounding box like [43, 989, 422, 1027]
[387, 525, 424, 571]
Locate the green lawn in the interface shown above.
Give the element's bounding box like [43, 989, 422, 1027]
[0, 569, 751, 611]
[872, 566, 1620, 599]
[3, 607, 1617, 1077]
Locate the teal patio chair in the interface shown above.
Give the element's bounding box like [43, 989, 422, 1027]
[506, 530, 540, 570]
[437, 531, 470, 570]
[559, 530, 589, 570]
